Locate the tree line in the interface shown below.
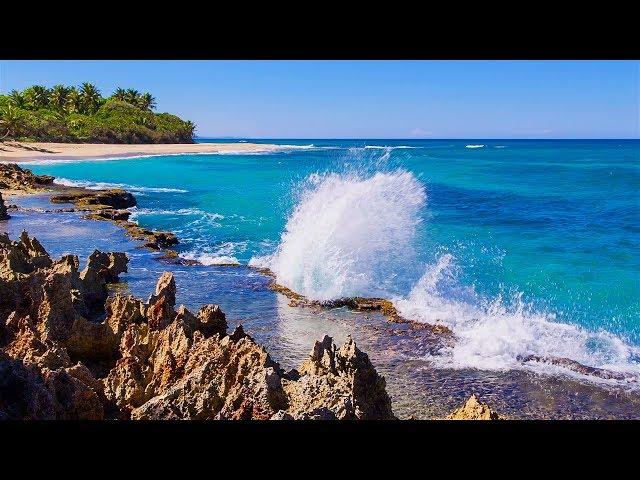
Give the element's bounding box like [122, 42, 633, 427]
[6, 83, 157, 115]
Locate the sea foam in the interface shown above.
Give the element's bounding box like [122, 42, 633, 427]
[55, 178, 188, 193]
[254, 165, 640, 387]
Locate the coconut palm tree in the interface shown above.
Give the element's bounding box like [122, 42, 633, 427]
[8, 90, 26, 108]
[111, 87, 127, 102]
[23, 85, 50, 109]
[49, 85, 70, 111]
[124, 89, 140, 106]
[0, 105, 25, 139]
[79, 82, 101, 114]
[66, 88, 83, 113]
[138, 92, 156, 111]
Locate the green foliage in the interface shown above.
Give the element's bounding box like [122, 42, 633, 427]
[0, 83, 195, 143]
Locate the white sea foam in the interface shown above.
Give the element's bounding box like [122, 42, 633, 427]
[182, 241, 245, 266]
[465, 144, 485, 149]
[254, 164, 640, 388]
[393, 254, 640, 385]
[54, 178, 188, 193]
[181, 252, 240, 266]
[363, 145, 418, 149]
[128, 207, 223, 224]
[250, 169, 426, 300]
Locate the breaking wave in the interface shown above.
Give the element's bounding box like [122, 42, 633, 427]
[250, 169, 426, 300]
[252, 165, 640, 387]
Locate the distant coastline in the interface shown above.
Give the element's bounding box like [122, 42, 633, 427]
[0, 142, 280, 162]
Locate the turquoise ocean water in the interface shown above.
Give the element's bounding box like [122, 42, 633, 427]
[26, 139, 640, 385]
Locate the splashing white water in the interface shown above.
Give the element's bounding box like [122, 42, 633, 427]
[250, 162, 640, 386]
[250, 169, 426, 300]
[394, 254, 640, 383]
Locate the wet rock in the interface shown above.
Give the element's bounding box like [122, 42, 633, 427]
[50, 189, 136, 209]
[0, 193, 9, 220]
[447, 394, 502, 420]
[86, 209, 131, 222]
[0, 163, 54, 193]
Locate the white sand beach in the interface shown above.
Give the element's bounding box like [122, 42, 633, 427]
[0, 142, 280, 162]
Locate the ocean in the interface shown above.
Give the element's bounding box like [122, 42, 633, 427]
[20, 139, 640, 416]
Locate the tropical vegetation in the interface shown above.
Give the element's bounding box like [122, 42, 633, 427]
[0, 83, 195, 143]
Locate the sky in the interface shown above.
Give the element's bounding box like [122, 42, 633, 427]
[0, 60, 637, 139]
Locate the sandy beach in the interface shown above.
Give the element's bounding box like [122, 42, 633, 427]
[0, 142, 280, 162]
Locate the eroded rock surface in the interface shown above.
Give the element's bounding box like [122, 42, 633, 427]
[0, 163, 54, 193]
[447, 394, 503, 420]
[0, 232, 395, 420]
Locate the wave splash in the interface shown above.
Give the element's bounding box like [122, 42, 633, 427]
[253, 163, 640, 386]
[393, 254, 640, 384]
[250, 169, 426, 300]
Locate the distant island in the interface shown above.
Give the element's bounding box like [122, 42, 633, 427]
[0, 83, 195, 144]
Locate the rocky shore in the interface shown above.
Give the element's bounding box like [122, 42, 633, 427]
[0, 162, 501, 420]
[0, 231, 398, 419]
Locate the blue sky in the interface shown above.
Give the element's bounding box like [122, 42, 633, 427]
[0, 60, 637, 138]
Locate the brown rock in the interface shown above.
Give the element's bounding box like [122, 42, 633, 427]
[50, 189, 136, 209]
[146, 272, 176, 330]
[284, 335, 395, 420]
[0, 193, 9, 220]
[196, 304, 227, 338]
[0, 163, 54, 194]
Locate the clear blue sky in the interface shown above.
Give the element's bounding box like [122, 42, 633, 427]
[0, 60, 637, 138]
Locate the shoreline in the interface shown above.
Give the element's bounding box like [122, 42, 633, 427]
[0, 141, 281, 163]
[2, 162, 636, 389]
[4, 163, 640, 418]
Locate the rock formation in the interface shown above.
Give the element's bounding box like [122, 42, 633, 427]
[0, 193, 9, 220]
[447, 394, 503, 420]
[0, 163, 54, 193]
[0, 232, 395, 420]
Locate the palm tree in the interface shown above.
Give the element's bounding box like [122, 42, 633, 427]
[79, 82, 101, 114]
[111, 87, 127, 102]
[124, 89, 140, 106]
[0, 105, 25, 139]
[49, 84, 70, 111]
[66, 88, 83, 113]
[8, 90, 26, 108]
[23, 85, 50, 109]
[138, 92, 156, 111]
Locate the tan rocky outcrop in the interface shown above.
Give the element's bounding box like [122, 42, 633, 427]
[447, 394, 502, 420]
[282, 335, 395, 420]
[0, 232, 395, 420]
